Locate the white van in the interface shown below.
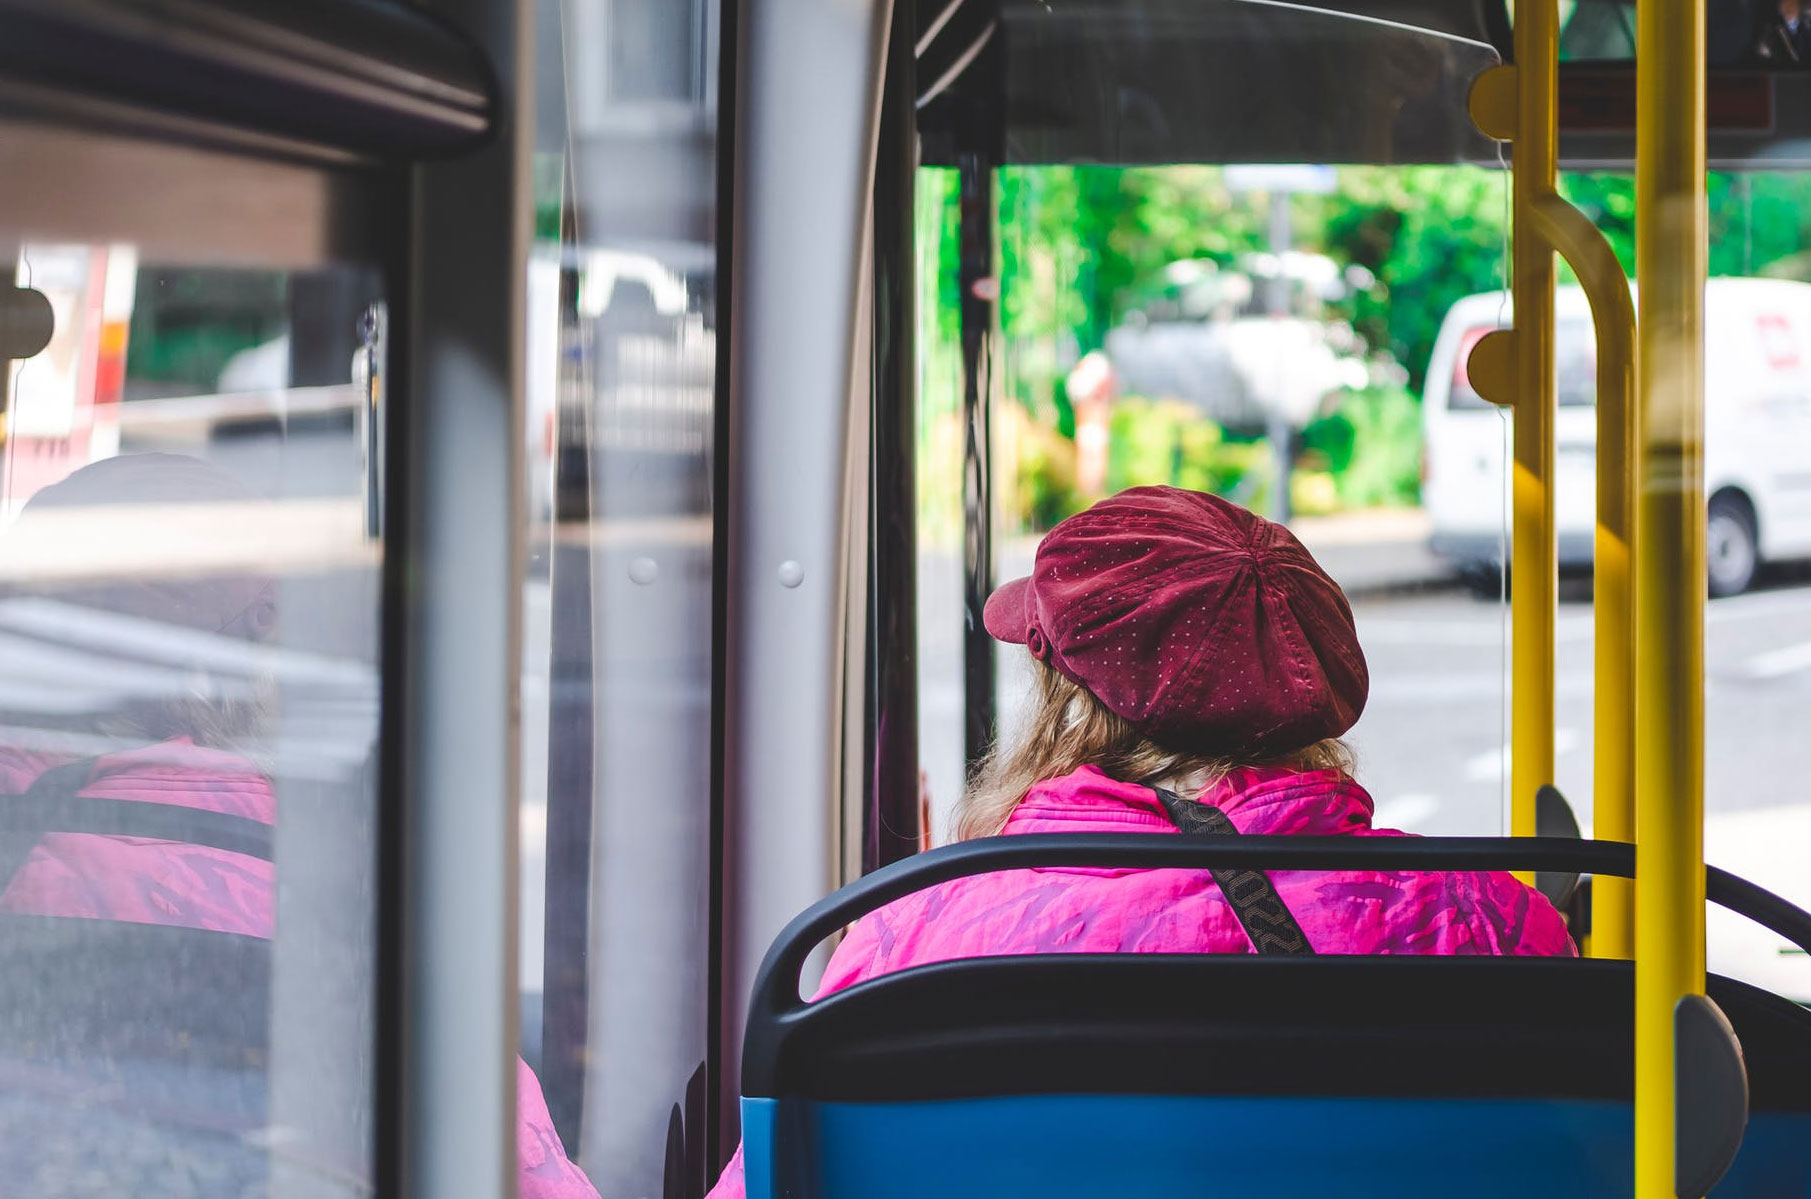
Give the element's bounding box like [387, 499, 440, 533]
[1423, 279, 1811, 596]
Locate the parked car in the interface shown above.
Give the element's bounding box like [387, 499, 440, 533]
[1423, 279, 1811, 597]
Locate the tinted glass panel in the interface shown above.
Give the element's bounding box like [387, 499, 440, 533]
[917, 5, 1518, 848]
[518, 0, 719, 1194]
[1520, 0, 1811, 67]
[1, 248, 382, 1194]
[1000, 0, 1501, 166]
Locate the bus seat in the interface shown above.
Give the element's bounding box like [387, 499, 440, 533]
[740, 956, 1811, 1198]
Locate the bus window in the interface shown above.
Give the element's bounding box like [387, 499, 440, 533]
[516, 0, 720, 1195]
[916, 167, 968, 840]
[906, 5, 1523, 845]
[971, 163, 1519, 842]
[1535, 171, 1811, 997]
[0, 251, 383, 1193]
[1530, 0, 1811, 69]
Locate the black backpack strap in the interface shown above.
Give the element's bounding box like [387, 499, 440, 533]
[1151, 785, 1315, 956]
[0, 756, 274, 893]
[0, 757, 101, 891]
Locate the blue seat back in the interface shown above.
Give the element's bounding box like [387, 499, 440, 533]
[741, 957, 1811, 1198]
[744, 1096, 1811, 1198]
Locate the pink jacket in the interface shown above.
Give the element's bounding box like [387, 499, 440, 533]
[707, 763, 1575, 1197]
[0, 740, 600, 1199]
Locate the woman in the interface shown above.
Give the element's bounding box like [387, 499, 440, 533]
[706, 485, 1572, 1198]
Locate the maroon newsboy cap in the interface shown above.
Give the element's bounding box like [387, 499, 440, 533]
[983, 485, 1368, 755]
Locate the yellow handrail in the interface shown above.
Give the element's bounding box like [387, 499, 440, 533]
[1526, 195, 1637, 960]
[1635, 0, 1709, 1193]
[1469, 29, 1637, 913]
[1509, 3, 1558, 857]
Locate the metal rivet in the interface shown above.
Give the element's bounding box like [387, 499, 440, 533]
[778, 560, 805, 588]
[628, 557, 659, 585]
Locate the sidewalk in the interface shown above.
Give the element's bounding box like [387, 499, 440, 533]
[1289, 507, 1456, 598]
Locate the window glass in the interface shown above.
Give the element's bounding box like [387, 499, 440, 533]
[1, 249, 383, 1194]
[977, 163, 1516, 838]
[915, 167, 968, 836]
[1558, 168, 1811, 999]
[519, 0, 719, 1195]
[913, 4, 1518, 845]
[1537, 0, 1811, 68]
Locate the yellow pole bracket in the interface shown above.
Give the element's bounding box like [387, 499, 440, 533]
[1527, 195, 1638, 960]
[1467, 20, 1556, 862]
[1467, 28, 1637, 945]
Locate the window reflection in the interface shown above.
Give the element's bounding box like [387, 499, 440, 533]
[0, 253, 382, 1195]
[1551, 0, 1811, 67]
[520, 0, 720, 1195]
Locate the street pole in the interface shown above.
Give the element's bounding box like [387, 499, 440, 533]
[1267, 187, 1293, 525]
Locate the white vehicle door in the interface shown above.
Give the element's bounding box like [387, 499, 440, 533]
[1737, 301, 1811, 554]
[1423, 317, 1512, 554]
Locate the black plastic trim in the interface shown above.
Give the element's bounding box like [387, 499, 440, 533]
[0, 794, 275, 860]
[0, 0, 492, 159]
[708, 0, 742, 1169]
[743, 954, 1811, 1115]
[0, 76, 366, 166]
[745, 834, 1811, 1032]
[957, 147, 997, 772]
[371, 169, 413, 1199]
[864, 0, 922, 872]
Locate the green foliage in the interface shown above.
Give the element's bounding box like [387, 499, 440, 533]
[124, 270, 287, 390]
[1305, 167, 1509, 393]
[1106, 397, 1253, 499]
[1557, 172, 1811, 282]
[1006, 406, 1082, 532]
[997, 165, 1511, 398]
[1300, 385, 1424, 510]
[1556, 173, 1636, 275]
[916, 168, 967, 549]
[934, 160, 1811, 535]
[533, 153, 567, 243]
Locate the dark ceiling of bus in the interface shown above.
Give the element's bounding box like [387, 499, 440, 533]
[993, 0, 1501, 166]
[916, 0, 1811, 170]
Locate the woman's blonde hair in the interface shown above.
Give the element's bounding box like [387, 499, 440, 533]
[955, 655, 1354, 842]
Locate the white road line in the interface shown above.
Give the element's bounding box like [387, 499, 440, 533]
[1743, 640, 1811, 681]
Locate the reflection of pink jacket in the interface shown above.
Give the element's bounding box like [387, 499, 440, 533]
[707, 764, 1575, 1198]
[0, 740, 600, 1199]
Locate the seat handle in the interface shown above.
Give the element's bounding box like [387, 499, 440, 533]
[1675, 994, 1748, 1198]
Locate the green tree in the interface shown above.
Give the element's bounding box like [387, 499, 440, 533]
[1309, 166, 1509, 390]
